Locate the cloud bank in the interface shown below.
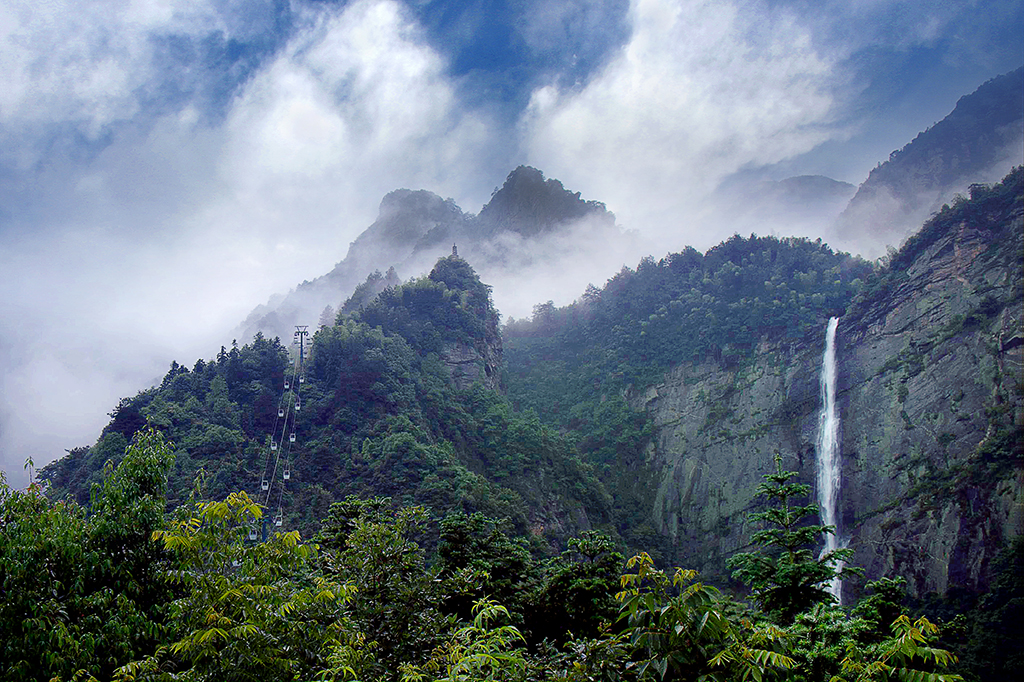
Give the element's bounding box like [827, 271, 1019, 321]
[522, 0, 841, 249]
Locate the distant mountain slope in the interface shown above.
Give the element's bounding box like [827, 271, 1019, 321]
[835, 67, 1023, 256]
[238, 166, 623, 341]
[711, 174, 856, 240]
[474, 166, 615, 239]
[773, 175, 856, 209]
[237, 189, 469, 342]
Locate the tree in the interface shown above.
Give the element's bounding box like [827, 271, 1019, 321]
[399, 599, 526, 682]
[832, 615, 963, 682]
[437, 512, 538, 625]
[531, 531, 624, 644]
[321, 500, 449, 679]
[727, 455, 860, 625]
[532, 300, 556, 331]
[115, 490, 358, 682]
[0, 427, 174, 682]
[781, 577, 952, 682]
[616, 552, 794, 681]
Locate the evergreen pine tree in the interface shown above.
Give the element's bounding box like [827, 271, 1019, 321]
[727, 454, 860, 624]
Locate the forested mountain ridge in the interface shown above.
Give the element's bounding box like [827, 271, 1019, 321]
[45, 168, 1023, 600]
[23, 170, 1023, 682]
[8, 58, 1022, 681]
[41, 255, 611, 544]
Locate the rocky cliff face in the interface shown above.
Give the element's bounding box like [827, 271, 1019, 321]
[635, 172, 1023, 600]
[440, 339, 501, 391]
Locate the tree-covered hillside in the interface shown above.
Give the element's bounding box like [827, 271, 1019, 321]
[499, 234, 875, 560]
[27, 168, 1022, 682]
[505, 234, 873, 410]
[42, 256, 610, 545]
[505, 238, 867, 441]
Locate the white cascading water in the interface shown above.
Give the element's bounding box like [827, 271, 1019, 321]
[817, 316, 845, 603]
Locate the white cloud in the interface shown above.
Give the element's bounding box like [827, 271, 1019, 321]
[522, 0, 841, 246]
[0, 0, 502, 483]
[477, 219, 645, 321]
[515, 0, 627, 60]
[216, 0, 493, 243]
[0, 0, 222, 144]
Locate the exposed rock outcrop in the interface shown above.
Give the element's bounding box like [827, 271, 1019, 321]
[636, 170, 1023, 600]
[440, 340, 501, 391]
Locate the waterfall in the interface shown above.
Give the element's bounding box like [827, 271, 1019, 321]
[817, 316, 845, 603]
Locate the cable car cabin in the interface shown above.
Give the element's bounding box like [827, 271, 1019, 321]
[271, 442, 278, 451]
[295, 402, 301, 412]
[283, 469, 291, 480]
[289, 433, 296, 443]
[299, 375, 305, 384]
[284, 381, 290, 389]
[261, 478, 269, 491]
[278, 408, 284, 417]
[248, 529, 257, 541]
[274, 514, 283, 527]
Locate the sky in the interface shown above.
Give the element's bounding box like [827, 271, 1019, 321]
[1, 0, 1022, 485]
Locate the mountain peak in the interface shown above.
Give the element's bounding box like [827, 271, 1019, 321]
[477, 165, 615, 238]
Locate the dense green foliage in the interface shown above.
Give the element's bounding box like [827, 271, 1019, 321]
[505, 234, 872, 399]
[1, 428, 173, 681]
[340, 267, 402, 315]
[502, 235, 873, 554]
[2, 443, 968, 682]
[27, 168, 1022, 681]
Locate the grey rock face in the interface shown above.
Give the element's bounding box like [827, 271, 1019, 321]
[636, 197, 1023, 599]
[440, 340, 501, 391]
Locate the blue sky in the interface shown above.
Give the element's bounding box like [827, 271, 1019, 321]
[1, 0, 1021, 482]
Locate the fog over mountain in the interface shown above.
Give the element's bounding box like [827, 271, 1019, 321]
[235, 165, 636, 343]
[1, 0, 1022, 485]
[835, 67, 1024, 257]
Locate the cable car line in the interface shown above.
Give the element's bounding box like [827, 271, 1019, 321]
[252, 325, 309, 538]
[261, 355, 298, 507]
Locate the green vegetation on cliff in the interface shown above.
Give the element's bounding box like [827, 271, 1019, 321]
[26, 164, 1022, 682]
[505, 234, 872, 416]
[502, 234, 873, 555]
